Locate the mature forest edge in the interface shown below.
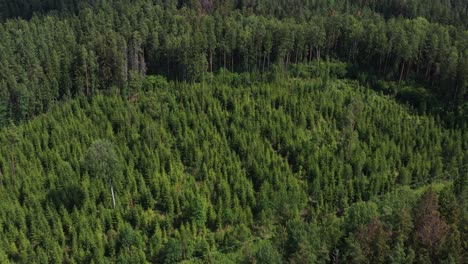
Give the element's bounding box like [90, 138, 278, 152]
[0, 0, 466, 263]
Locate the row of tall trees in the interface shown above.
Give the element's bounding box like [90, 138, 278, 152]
[2, 0, 468, 28]
[0, 0, 466, 127]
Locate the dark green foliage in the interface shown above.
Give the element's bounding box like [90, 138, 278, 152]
[0, 0, 466, 127]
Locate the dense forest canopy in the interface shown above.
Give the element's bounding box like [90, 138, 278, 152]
[1, 0, 468, 28]
[0, 0, 466, 263]
[0, 0, 466, 128]
[0, 71, 466, 263]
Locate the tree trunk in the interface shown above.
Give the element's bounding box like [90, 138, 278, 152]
[231, 54, 234, 72]
[268, 53, 270, 70]
[353, 40, 357, 62]
[416, 48, 422, 75]
[256, 47, 260, 70]
[110, 178, 116, 209]
[383, 52, 390, 77]
[295, 49, 299, 64]
[406, 62, 411, 81]
[309, 46, 313, 64]
[85, 65, 89, 96]
[378, 54, 383, 74]
[399, 61, 405, 83]
[317, 48, 321, 66]
[453, 78, 459, 102]
[167, 58, 170, 79]
[425, 64, 431, 79]
[262, 53, 266, 73]
[209, 49, 213, 73]
[10, 144, 15, 177]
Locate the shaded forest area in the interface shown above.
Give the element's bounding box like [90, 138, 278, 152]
[0, 0, 466, 128]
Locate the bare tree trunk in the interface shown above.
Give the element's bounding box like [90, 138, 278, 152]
[110, 178, 116, 209]
[399, 61, 405, 84]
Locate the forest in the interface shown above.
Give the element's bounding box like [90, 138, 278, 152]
[0, 0, 466, 263]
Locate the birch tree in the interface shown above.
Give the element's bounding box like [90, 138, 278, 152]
[83, 139, 120, 209]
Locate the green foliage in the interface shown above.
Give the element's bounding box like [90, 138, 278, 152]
[0, 0, 466, 127]
[0, 71, 465, 262]
[0, 1, 466, 262]
[82, 140, 120, 180]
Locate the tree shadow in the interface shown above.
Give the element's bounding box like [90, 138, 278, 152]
[47, 183, 85, 212]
